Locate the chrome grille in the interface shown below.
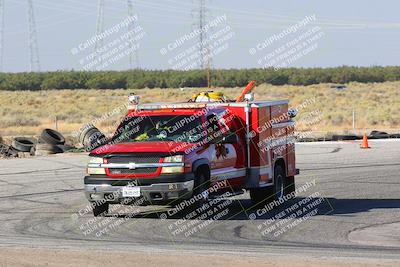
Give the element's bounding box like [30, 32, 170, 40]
[107, 156, 160, 174]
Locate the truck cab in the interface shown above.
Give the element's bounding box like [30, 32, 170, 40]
[84, 88, 298, 216]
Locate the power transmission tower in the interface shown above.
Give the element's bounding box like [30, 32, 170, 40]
[27, 0, 40, 72]
[193, 0, 207, 69]
[94, 0, 105, 55]
[127, 0, 139, 69]
[193, 0, 212, 87]
[0, 0, 4, 71]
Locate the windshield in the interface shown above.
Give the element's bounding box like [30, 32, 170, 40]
[112, 115, 203, 143]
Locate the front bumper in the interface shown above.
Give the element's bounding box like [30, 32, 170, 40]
[84, 173, 194, 204]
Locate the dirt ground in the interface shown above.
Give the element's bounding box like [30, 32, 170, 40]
[0, 248, 398, 267]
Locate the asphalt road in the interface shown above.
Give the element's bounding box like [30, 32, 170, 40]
[0, 140, 399, 261]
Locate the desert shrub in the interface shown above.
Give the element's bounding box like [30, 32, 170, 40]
[0, 66, 400, 90]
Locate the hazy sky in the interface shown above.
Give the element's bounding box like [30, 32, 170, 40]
[4, 0, 400, 72]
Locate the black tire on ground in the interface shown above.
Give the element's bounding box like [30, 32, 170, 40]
[370, 130, 388, 136]
[83, 128, 100, 144]
[93, 202, 109, 217]
[191, 169, 210, 209]
[56, 144, 75, 152]
[0, 144, 10, 156]
[369, 132, 389, 139]
[79, 125, 96, 144]
[7, 147, 19, 157]
[332, 134, 358, 141]
[35, 143, 63, 155]
[82, 127, 107, 152]
[11, 137, 36, 152]
[41, 129, 65, 145]
[86, 133, 107, 151]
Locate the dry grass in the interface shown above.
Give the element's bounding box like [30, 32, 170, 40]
[0, 82, 399, 137]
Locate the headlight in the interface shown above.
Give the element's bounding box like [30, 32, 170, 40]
[163, 155, 183, 163]
[87, 157, 105, 175]
[162, 155, 184, 173]
[89, 157, 104, 164]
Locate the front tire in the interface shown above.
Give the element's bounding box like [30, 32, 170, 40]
[192, 171, 209, 208]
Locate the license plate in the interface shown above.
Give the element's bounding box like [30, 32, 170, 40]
[122, 186, 141, 197]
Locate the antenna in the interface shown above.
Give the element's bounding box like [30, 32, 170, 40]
[127, 0, 139, 69]
[94, 0, 105, 56]
[27, 0, 40, 72]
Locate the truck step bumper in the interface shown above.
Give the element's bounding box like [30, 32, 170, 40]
[84, 180, 194, 204]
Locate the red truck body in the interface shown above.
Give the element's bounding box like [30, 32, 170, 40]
[84, 92, 298, 216]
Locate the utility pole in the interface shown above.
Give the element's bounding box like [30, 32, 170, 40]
[27, 0, 40, 72]
[94, 0, 105, 56]
[0, 0, 4, 71]
[127, 0, 139, 69]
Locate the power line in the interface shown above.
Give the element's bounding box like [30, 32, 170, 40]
[27, 0, 40, 72]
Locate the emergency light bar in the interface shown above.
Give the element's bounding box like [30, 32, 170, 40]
[129, 102, 216, 111]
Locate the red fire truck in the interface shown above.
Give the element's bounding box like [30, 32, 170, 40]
[84, 82, 298, 216]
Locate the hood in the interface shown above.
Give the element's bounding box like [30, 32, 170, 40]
[90, 141, 197, 155]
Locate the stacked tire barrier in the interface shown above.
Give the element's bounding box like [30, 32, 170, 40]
[79, 125, 108, 152]
[0, 129, 75, 159]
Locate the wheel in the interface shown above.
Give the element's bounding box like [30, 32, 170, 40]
[93, 202, 109, 217]
[170, 170, 209, 217]
[250, 186, 274, 206]
[192, 170, 209, 208]
[273, 165, 285, 202]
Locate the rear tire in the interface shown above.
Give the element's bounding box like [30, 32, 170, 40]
[273, 165, 285, 202]
[92, 202, 109, 217]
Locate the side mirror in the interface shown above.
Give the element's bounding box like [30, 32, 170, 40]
[221, 134, 238, 144]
